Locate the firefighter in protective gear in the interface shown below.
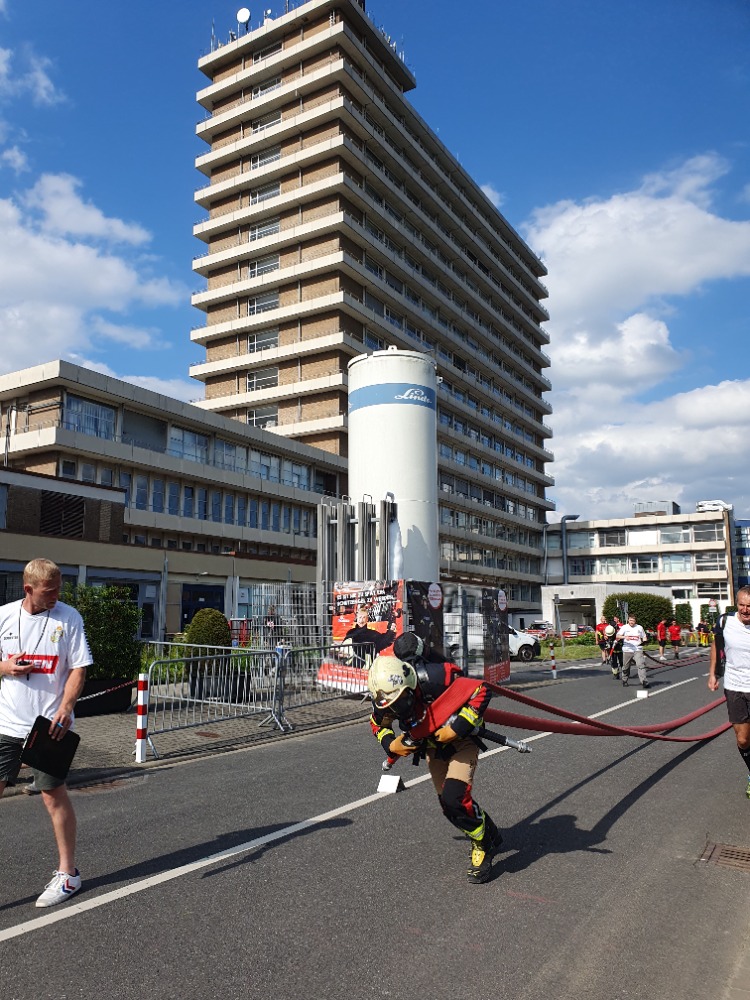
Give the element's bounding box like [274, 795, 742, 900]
[367, 651, 502, 884]
[602, 624, 623, 679]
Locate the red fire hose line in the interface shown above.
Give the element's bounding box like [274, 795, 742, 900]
[409, 677, 730, 744]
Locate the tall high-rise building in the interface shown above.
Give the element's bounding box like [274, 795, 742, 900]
[190, 0, 554, 611]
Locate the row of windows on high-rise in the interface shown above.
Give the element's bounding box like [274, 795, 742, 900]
[439, 473, 541, 524]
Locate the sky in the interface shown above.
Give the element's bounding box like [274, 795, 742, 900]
[0, 0, 749, 520]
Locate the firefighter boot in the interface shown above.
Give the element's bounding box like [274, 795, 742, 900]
[466, 814, 501, 884]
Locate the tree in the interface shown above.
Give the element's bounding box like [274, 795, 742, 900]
[601, 592, 673, 631]
[184, 608, 231, 647]
[61, 584, 142, 680]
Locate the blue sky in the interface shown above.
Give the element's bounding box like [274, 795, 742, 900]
[1, 0, 749, 519]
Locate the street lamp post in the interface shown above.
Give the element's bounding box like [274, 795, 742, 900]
[560, 513, 580, 587]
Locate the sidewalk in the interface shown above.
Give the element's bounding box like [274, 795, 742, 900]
[4, 696, 372, 797]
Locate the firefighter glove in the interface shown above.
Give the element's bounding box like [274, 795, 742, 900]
[389, 733, 420, 756]
[434, 724, 458, 744]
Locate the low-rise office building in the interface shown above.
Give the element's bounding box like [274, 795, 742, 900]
[0, 360, 344, 636]
[544, 500, 736, 626]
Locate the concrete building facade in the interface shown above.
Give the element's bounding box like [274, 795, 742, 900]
[0, 361, 344, 636]
[189, 0, 554, 614]
[545, 501, 737, 626]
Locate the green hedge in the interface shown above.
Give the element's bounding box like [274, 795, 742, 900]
[602, 592, 674, 630]
[61, 584, 142, 680]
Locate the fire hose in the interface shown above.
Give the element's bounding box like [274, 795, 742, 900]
[407, 677, 730, 745]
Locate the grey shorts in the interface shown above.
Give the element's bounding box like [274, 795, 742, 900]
[726, 690, 750, 726]
[0, 733, 65, 790]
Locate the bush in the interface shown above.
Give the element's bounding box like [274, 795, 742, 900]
[184, 608, 231, 647]
[61, 584, 142, 680]
[602, 592, 673, 631]
[569, 631, 596, 646]
[675, 603, 693, 627]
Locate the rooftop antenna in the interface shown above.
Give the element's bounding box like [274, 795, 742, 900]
[237, 7, 251, 33]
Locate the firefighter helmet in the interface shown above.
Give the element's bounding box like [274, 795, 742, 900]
[367, 655, 418, 710]
[604, 624, 616, 637]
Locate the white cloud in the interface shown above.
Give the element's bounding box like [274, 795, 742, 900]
[481, 183, 503, 208]
[23, 173, 150, 244]
[550, 379, 750, 519]
[527, 155, 750, 332]
[0, 45, 65, 106]
[523, 154, 750, 520]
[0, 176, 186, 374]
[0, 143, 26, 172]
[89, 317, 169, 351]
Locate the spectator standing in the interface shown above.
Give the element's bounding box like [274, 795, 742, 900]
[696, 620, 710, 647]
[595, 615, 610, 664]
[656, 619, 667, 660]
[667, 619, 682, 660]
[0, 558, 92, 907]
[708, 587, 750, 799]
[616, 614, 649, 689]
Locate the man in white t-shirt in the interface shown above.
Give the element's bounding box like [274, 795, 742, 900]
[616, 614, 649, 689]
[708, 586, 750, 800]
[0, 558, 92, 907]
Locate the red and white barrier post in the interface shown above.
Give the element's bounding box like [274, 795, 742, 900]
[549, 643, 557, 679]
[135, 672, 149, 764]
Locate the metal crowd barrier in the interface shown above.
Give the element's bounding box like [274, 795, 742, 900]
[136, 643, 375, 761]
[276, 643, 375, 724]
[138, 649, 279, 759]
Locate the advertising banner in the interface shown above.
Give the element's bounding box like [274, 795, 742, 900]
[405, 581, 445, 658]
[482, 587, 510, 684]
[317, 581, 405, 693]
[331, 580, 404, 662]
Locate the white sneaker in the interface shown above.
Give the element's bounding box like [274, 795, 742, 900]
[35, 869, 81, 908]
[659, 656, 666, 661]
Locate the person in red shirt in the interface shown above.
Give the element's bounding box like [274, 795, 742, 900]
[595, 615, 609, 663]
[667, 619, 682, 659]
[656, 619, 667, 660]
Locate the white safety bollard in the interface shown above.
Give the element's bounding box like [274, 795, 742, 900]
[549, 643, 557, 679]
[134, 672, 149, 764]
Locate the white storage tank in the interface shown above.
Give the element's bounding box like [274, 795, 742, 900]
[348, 348, 439, 582]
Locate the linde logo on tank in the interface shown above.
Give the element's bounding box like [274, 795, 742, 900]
[394, 386, 430, 403]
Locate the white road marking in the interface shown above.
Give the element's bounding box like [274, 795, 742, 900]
[0, 674, 702, 942]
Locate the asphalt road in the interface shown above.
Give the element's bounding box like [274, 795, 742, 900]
[2, 655, 749, 1000]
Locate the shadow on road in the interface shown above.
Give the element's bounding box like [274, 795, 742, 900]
[494, 739, 707, 877]
[0, 817, 352, 915]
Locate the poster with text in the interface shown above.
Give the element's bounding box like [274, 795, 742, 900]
[405, 581, 445, 658]
[482, 587, 510, 684]
[331, 580, 404, 666]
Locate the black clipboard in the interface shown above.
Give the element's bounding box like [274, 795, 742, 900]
[20, 716, 80, 781]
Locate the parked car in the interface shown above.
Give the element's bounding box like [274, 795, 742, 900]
[508, 626, 540, 662]
[527, 621, 554, 639]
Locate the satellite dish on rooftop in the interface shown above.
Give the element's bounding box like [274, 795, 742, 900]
[237, 7, 251, 25]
